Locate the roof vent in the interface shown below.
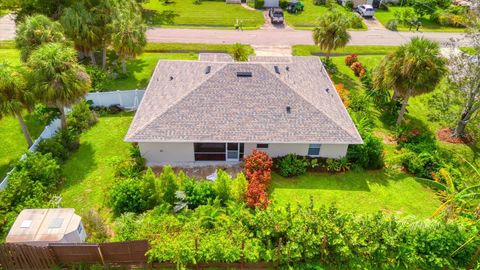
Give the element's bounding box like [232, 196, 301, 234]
[286, 66, 290, 71]
[286, 106, 291, 114]
[170, 76, 174, 81]
[205, 66, 211, 74]
[237, 71, 252, 78]
[325, 88, 329, 93]
[274, 66, 280, 74]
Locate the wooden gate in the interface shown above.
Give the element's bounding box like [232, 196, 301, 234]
[0, 244, 57, 270]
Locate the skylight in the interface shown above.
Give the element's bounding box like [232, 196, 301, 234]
[48, 218, 64, 229]
[20, 220, 32, 228]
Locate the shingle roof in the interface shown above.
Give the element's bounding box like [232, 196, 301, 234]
[125, 55, 362, 144]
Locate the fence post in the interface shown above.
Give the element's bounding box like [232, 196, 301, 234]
[134, 89, 139, 110]
[97, 244, 106, 267]
[117, 90, 123, 108]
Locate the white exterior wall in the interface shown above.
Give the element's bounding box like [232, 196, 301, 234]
[244, 143, 348, 158]
[139, 142, 195, 164]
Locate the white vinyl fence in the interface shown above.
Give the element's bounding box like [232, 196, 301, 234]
[0, 90, 145, 190]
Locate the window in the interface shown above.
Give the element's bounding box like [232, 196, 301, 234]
[307, 144, 321, 156]
[256, 144, 269, 149]
[77, 223, 84, 235]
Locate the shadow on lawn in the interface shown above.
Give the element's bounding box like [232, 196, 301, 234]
[61, 143, 97, 188]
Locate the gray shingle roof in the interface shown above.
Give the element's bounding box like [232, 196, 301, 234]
[125, 55, 362, 144]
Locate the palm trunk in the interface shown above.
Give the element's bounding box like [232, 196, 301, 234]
[396, 94, 410, 125]
[90, 51, 97, 66]
[16, 112, 33, 147]
[122, 58, 127, 74]
[58, 104, 67, 129]
[102, 47, 107, 70]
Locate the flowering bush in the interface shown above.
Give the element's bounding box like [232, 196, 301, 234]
[345, 54, 358, 66]
[350, 62, 366, 77]
[244, 150, 272, 209]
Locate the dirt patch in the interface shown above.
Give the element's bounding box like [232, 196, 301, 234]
[373, 130, 397, 145]
[436, 128, 473, 144]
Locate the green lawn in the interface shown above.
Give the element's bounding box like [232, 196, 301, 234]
[0, 115, 45, 178]
[60, 113, 133, 219]
[292, 45, 399, 56]
[270, 171, 441, 218]
[102, 52, 198, 90]
[143, 0, 264, 29]
[2, 49, 21, 66]
[285, 2, 366, 30]
[375, 7, 465, 32]
[0, 9, 10, 17]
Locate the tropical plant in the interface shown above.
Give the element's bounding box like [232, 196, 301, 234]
[350, 61, 366, 77]
[156, 165, 179, 205]
[109, 177, 156, 216]
[184, 179, 217, 209]
[111, 6, 147, 74]
[28, 43, 91, 128]
[230, 173, 248, 203]
[312, 10, 351, 60]
[345, 54, 358, 66]
[373, 37, 447, 124]
[232, 43, 249, 61]
[214, 170, 231, 205]
[244, 150, 272, 209]
[0, 63, 34, 147]
[15, 15, 66, 62]
[276, 154, 308, 177]
[66, 99, 98, 134]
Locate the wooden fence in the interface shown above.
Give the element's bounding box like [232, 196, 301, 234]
[0, 240, 149, 270]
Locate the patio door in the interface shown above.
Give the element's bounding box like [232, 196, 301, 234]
[226, 143, 239, 161]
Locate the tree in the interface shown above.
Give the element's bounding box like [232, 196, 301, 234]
[312, 10, 351, 60]
[111, 4, 146, 74]
[0, 63, 34, 147]
[214, 169, 231, 205]
[15, 14, 66, 62]
[28, 43, 91, 128]
[60, 1, 101, 65]
[446, 32, 480, 138]
[373, 37, 446, 124]
[156, 165, 178, 205]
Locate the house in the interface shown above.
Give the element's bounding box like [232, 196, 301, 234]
[125, 54, 362, 165]
[6, 208, 87, 246]
[225, 0, 279, 8]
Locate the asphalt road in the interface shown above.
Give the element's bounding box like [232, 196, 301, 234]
[0, 13, 467, 46]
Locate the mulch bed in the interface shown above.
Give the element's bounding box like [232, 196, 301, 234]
[436, 128, 473, 144]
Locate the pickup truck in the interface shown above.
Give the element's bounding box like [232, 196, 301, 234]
[268, 8, 284, 24]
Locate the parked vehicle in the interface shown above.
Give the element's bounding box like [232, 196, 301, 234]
[286, 1, 304, 14]
[357, 4, 374, 18]
[268, 8, 284, 24]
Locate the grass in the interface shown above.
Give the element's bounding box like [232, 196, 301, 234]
[270, 171, 441, 218]
[284, 2, 367, 30]
[375, 7, 465, 32]
[2, 49, 21, 66]
[0, 114, 45, 179]
[0, 9, 10, 17]
[101, 52, 198, 90]
[143, 0, 264, 29]
[292, 45, 398, 56]
[60, 113, 133, 219]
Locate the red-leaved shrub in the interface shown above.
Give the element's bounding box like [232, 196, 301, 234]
[244, 150, 272, 209]
[345, 54, 358, 66]
[350, 62, 366, 77]
[335, 83, 350, 107]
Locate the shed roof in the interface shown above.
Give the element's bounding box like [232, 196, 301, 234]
[6, 208, 81, 243]
[125, 55, 362, 144]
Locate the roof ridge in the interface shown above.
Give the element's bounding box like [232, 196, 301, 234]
[260, 60, 361, 141]
[127, 62, 229, 139]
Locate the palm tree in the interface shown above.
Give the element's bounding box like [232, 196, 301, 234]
[312, 10, 351, 60]
[28, 43, 91, 128]
[373, 37, 447, 124]
[111, 8, 147, 74]
[0, 63, 34, 147]
[15, 15, 66, 62]
[61, 1, 101, 66]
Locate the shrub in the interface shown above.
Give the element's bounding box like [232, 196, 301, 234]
[322, 58, 338, 74]
[15, 152, 61, 189]
[37, 137, 68, 162]
[348, 90, 372, 113]
[232, 43, 248, 62]
[350, 62, 366, 77]
[156, 165, 179, 205]
[345, 54, 358, 66]
[313, 0, 326, 5]
[276, 154, 307, 177]
[109, 178, 155, 216]
[231, 173, 248, 203]
[386, 19, 398, 31]
[254, 0, 265, 8]
[437, 13, 466, 27]
[335, 83, 350, 107]
[349, 14, 364, 29]
[184, 179, 217, 209]
[85, 66, 109, 92]
[401, 150, 444, 178]
[55, 129, 80, 152]
[326, 157, 350, 172]
[360, 69, 373, 90]
[244, 150, 272, 209]
[214, 170, 231, 205]
[31, 104, 60, 125]
[347, 132, 384, 169]
[82, 209, 109, 242]
[67, 99, 97, 134]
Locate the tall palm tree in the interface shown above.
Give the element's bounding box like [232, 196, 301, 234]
[15, 14, 66, 62]
[111, 8, 147, 74]
[312, 10, 351, 60]
[28, 43, 91, 128]
[61, 1, 101, 66]
[0, 63, 34, 147]
[373, 37, 447, 124]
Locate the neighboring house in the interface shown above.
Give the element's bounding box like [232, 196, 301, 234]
[125, 54, 362, 165]
[225, 0, 279, 7]
[6, 208, 87, 246]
